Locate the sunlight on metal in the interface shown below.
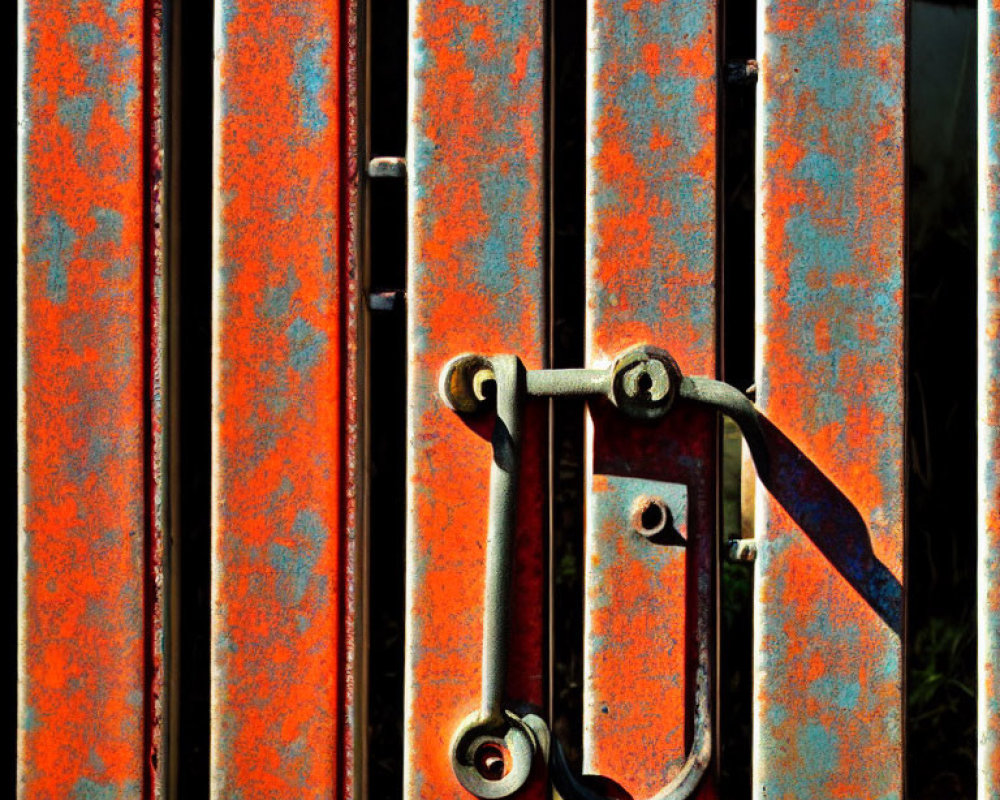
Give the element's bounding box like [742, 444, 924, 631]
[753, 2, 905, 798]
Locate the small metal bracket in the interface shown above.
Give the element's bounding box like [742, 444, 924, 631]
[367, 290, 405, 312]
[726, 59, 759, 86]
[727, 538, 758, 563]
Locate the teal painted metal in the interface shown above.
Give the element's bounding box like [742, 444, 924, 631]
[754, 2, 905, 798]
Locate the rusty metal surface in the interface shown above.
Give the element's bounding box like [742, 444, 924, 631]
[18, 0, 164, 796]
[980, 1, 1000, 793]
[212, 0, 357, 796]
[584, 1, 718, 796]
[405, 2, 547, 797]
[754, 3, 905, 798]
[584, 476, 712, 800]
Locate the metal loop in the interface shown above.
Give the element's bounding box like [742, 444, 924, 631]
[451, 711, 539, 799]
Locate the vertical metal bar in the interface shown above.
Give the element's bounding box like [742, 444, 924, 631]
[405, 1, 547, 796]
[980, 0, 1000, 794]
[754, 3, 905, 798]
[583, 2, 718, 797]
[212, 0, 359, 796]
[18, 0, 168, 796]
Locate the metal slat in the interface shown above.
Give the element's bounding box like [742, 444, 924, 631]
[980, 0, 1000, 793]
[583, 3, 718, 796]
[405, 3, 547, 798]
[754, 3, 905, 797]
[212, 1, 359, 796]
[18, 0, 168, 796]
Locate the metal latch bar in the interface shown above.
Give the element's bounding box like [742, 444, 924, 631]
[440, 344, 772, 799]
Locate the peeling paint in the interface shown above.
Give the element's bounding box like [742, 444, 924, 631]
[754, 2, 905, 799]
[18, 0, 160, 796]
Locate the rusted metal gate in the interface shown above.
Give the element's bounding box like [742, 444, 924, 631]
[11, 0, 998, 798]
[18, 1, 170, 796]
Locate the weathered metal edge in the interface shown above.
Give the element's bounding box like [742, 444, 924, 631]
[979, 0, 1000, 794]
[752, 2, 906, 798]
[342, 0, 363, 794]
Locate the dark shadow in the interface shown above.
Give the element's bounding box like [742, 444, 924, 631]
[643, 510, 688, 548]
[173, 1, 214, 795]
[550, 0, 588, 774]
[602, 393, 903, 638]
[549, 732, 636, 800]
[627, 396, 903, 638]
[366, 0, 409, 796]
[752, 412, 903, 637]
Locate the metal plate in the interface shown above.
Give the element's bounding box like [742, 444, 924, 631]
[584, 1, 718, 795]
[754, 2, 905, 797]
[18, 0, 168, 796]
[405, 2, 547, 797]
[584, 477, 695, 791]
[212, 0, 359, 796]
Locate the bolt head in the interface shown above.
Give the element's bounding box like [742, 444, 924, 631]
[610, 345, 682, 420]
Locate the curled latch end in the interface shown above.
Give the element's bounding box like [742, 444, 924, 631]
[451, 711, 545, 799]
[440, 354, 497, 414]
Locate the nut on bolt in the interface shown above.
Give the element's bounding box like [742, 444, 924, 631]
[610, 345, 682, 419]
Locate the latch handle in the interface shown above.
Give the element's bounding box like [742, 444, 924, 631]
[440, 345, 770, 799]
[446, 355, 549, 799]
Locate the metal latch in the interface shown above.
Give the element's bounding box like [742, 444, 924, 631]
[439, 345, 770, 799]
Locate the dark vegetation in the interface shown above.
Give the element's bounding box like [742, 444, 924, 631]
[908, 3, 978, 796]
